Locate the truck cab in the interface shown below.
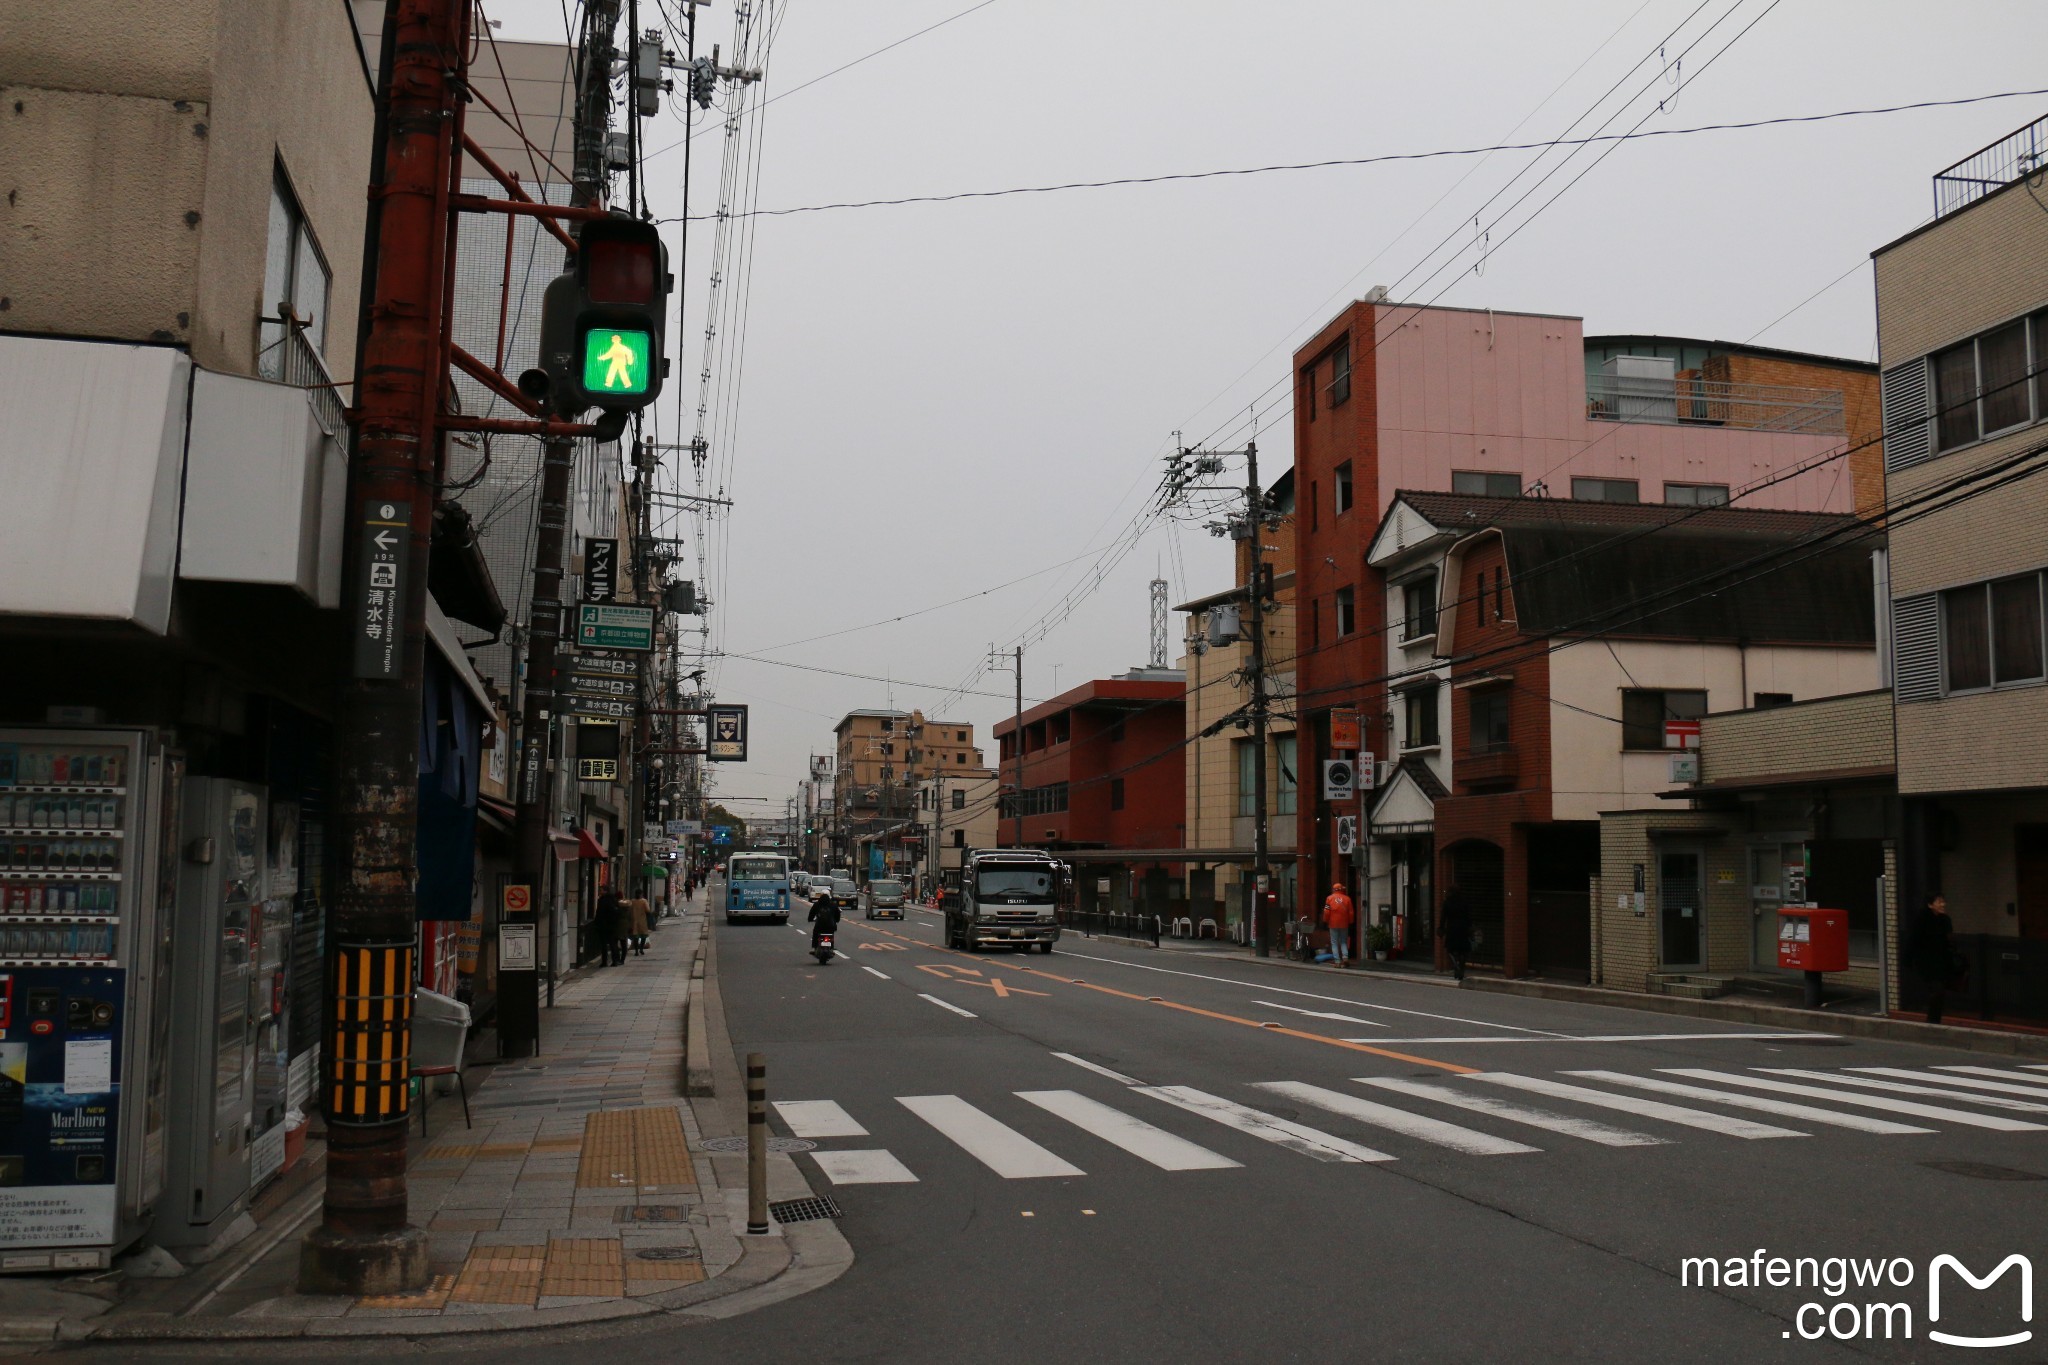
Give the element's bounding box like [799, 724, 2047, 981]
[947, 850, 1060, 953]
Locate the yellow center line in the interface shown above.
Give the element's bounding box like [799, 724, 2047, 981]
[842, 918, 1475, 1076]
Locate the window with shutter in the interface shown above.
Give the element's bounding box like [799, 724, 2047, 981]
[1881, 361, 1932, 473]
[1891, 594, 1941, 702]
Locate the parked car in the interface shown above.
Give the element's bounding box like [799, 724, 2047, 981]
[861, 878, 907, 920]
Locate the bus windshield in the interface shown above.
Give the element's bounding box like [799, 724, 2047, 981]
[976, 866, 1052, 901]
[728, 855, 789, 883]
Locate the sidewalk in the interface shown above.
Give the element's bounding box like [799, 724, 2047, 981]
[3, 898, 850, 1345]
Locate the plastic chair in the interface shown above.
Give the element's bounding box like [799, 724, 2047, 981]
[412, 1062, 470, 1136]
[411, 987, 473, 1136]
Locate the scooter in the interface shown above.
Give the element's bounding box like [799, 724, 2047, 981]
[812, 931, 835, 965]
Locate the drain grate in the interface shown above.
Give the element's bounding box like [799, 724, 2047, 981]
[768, 1196, 843, 1224]
[618, 1205, 689, 1223]
[1921, 1160, 2044, 1182]
[635, 1246, 703, 1261]
[699, 1136, 815, 1153]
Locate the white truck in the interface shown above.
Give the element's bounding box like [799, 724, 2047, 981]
[945, 849, 1062, 953]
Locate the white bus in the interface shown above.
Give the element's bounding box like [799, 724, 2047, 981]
[725, 851, 793, 924]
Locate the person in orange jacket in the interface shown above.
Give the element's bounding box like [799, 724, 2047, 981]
[1321, 881, 1356, 968]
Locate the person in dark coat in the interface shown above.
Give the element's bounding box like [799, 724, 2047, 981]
[1910, 893, 1956, 1024]
[593, 888, 625, 967]
[1439, 881, 1473, 983]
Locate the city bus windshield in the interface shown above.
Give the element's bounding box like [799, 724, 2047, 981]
[976, 866, 1053, 901]
[728, 855, 789, 883]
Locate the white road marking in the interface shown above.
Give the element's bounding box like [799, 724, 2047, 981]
[861, 965, 891, 980]
[1258, 1081, 1540, 1156]
[1659, 1069, 2046, 1132]
[1357, 1077, 1665, 1146]
[1567, 1071, 1932, 1135]
[1051, 1052, 1142, 1086]
[810, 1150, 918, 1185]
[1136, 1086, 1393, 1163]
[1347, 1032, 1830, 1044]
[917, 993, 978, 1019]
[1252, 1000, 1386, 1028]
[897, 1095, 1084, 1178]
[1016, 1090, 1241, 1171]
[1761, 1068, 2048, 1115]
[1921, 1066, 2048, 1096]
[1048, 948, 1567, 1034]
[1467, 1073, 1805, 1139]
[774, 1100, 868, 1138]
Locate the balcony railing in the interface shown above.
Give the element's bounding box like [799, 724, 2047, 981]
[1586, 374, 1844, 435]
[256, 314, 347, 437]
[1457, 742, 1519, 789]
[1933, 113, 2048, 220]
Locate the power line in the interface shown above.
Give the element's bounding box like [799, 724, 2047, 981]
[660, 87, 2048, 221]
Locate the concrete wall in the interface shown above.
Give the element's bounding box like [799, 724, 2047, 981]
[1, 0, 372, 377]
[1549, 639, 1881, 822]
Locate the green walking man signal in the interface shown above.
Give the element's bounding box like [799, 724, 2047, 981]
[524, 217, 671, 416]
[584, 328, 652, 396]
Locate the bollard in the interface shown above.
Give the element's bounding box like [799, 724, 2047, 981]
[746, 1052, 769, 1234]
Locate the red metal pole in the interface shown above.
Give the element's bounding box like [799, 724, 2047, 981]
[299, 0, 464, 1296]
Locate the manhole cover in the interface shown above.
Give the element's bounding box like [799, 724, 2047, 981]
[768, 1196, 843, 1224]
[699, 1136, 814, 1153]
[618, 1205, 688, 1223]
[1921, 1160, 2045, 1182]
[635, 1246, 703, 1262]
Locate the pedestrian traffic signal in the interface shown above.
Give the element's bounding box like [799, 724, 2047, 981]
[528, 217, 671, 417]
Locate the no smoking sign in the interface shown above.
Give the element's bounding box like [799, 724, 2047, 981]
[503, 884, 532, 915]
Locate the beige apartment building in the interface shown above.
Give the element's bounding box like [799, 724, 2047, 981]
[1179, 471, 1299, 937]
[1876, 112, 2048, 1026]
[917, 768, 1000, 896]
[832, 709, 983, 866]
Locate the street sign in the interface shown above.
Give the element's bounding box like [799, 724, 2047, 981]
[646, 837, 677, 853]
[665, 819, 690, 836]
[1331, 709, 1361, 751]
[577, 757, 619, 780]
[567, 694, 636, 720]
[1321, 758, 1357, 801]
[502, 884, 531, 914]
[567, 673, 635, 699]
[574, 602, 656, 651]
[583, 538, 617, 601]
[568, 651, 637, 678]
[707, 703, 749, 762]
[710, 825, 733, 845]
[352, 500, 411, 679]
[499, 923, 536, 971]
[1670, 752, 1700, 784]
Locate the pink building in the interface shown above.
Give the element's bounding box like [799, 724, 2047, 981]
[1288, 298, 1881, 970]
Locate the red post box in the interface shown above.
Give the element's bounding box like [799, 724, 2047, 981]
[1777, 906, 1849, 973]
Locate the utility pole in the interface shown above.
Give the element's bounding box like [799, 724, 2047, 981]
[303, 0, 461, 1295]
[931, 770, 944, 901]
[504, 0, 622, 1060]
[1242, 441, 1274, 958]
[992, 645, 1023, 847]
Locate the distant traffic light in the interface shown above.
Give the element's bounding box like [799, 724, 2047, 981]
[526, 217, 671, 417]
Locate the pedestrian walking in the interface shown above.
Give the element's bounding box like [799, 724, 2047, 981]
[1321, 881, 1356, 967]
[627, 886, 652, 956]
[591, 887, 624, 968]
[1910, 892, 1958, 1024]
[1439, 880, 1473, 983]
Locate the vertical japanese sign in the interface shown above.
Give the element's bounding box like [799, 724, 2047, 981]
[353, 500, 411, 679]
[584, 538, 617, 602]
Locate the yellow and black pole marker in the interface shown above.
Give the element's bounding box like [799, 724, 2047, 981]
[746, 1053, 769, 1234]
[327, 943, 417, 1124]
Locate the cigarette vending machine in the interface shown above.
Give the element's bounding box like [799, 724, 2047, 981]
[0, 729, 179, 1271]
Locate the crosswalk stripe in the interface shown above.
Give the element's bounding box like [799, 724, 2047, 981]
[1358, 1077, 1666, 1146]
[1927, 1066, 2048, 1095]
[1051, 1052, 1142, 1087]
[1660, 1069, 2047, 1132]
[773, 1100, 868, 1138]
[1016, 1090, 1241, 1171]
[810, 1149, 918, 1185]
[1761, 1069, 2048, 1115]
[1568, 1071, 1932, 1135]
[1134, 1086, 1394, 1163]
[1258, 1082, 1541, 1156]
[1467, 1073, 1805, 1139]
[897, 1095, 1085, 1178]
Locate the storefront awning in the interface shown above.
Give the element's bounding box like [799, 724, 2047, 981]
[577, 828, 607, 859]
[642, 863, 670, 879]
[549, 828, 582, 862]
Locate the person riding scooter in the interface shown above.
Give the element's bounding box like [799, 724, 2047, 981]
[807, 890, 842, 950]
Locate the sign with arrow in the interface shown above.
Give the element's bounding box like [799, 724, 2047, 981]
[567, 673, 636, 699]
[353, 500, 410, 679]
[707, 704, 748, 762]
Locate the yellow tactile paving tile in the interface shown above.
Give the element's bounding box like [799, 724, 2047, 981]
[624, 1258, 706, 1286]
[531, 1136, 583, 1153]
[447, 1243, 547, 1306]
[630, 1106, 697, 1188]
[421, 1142, 483, 1162]
[575, 1110, 639, 1188]
[356, 1272, 457, 1310]
[539, 1238, 625, 1297]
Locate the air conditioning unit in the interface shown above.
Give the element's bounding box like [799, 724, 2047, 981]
[1207, 604, 1241, 647]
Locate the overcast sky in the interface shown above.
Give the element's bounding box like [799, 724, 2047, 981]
[482, 0, 2048, 820]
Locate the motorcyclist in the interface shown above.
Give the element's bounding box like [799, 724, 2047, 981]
[807, 887, 842, 948]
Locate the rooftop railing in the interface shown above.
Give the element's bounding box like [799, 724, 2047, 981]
[256, 313, 347, 437]
[1586, 373, 1845, 435]
[1932, 113, 2048, 219]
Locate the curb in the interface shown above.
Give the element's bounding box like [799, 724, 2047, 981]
[1462, 975, 2048, 1057]
[1142, 941, 1461, 989]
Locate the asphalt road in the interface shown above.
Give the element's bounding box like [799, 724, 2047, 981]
[388, 900, 2047, 1365]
